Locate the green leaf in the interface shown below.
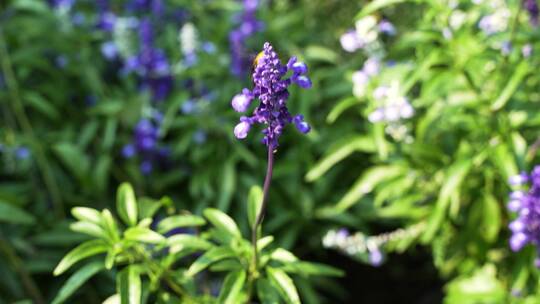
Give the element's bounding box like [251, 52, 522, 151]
[103, 294, 120, 304]
[117, 183, 138, 227]
[445, 264, 506, 303]
[0, 200, 35, 225]
[69, 221, 105, 238]
[53, 240, 108, 276]
[52, 143, 90, 181]
[187, 247, 236, 276]
[167, 234, 213, 252]
[217, 159, 236, 212]
[157, 215, 206, 234]
[257, 278, 281, 304]
[247, 186, 263, 227]
[280, 262, 344, 277]
[124, 227, 165, 244]
[491, 61, 530, 111]
[423, 159, 472, 242]
[305, 45, 338, 63]
[218, 270, 246, 304]
[137, 197, 165, 220]
[306, 136, 376, 182]
[330, 165, 405, 213]
[71, 207, 101, 224]
[203, 208, 242, 239]
[51, 261, 104, 304]
[101, 209, 120, 242]
[481, 194, 501, 243]
[326, 97, 357, 124]
[119, 266, 141, 304]
[267, 267, 301, 304]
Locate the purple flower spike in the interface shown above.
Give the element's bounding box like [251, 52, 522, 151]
[369, 248, 384, 267]
[507, 165, 540, 266]
[231, 42, 312, 147]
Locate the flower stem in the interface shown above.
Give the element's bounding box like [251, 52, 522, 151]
[251, 144, 274, 271]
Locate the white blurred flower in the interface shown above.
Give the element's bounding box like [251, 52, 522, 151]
[340, 31, 361, 52]
[355, 15, 379, 45]
[352, 70, 369, 97]
[449, 10, 467, 29]
[179, 23, 198, 56]
[479, 8, 510, 35]
[522, 44, 533, 57]
[363, 57, 381, 77]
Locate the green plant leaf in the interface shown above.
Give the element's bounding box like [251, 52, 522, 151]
[248, 186, 263, 227]
[167, 234, 213, 252]
[257, 278, 281, 304]
[119, 266, 141, 304]
[218, 270, 246, 304]
[69, 221, 105, 238]
[0, 200, 35, 225]
[491, 61, 530, 111]
[157, 214, 206, 234]
[117, 183, 138, 227]
[279, 261, 344, 277]
[53, 240, 108, 276]
[203, 208, 242, 239]
[101, 209, 120, 242]
[124, 227, 165, 244]
[187, 247, 236, 276]
[51, 261, 104, 304]
[71, 207, 101, 224]
[423, 159, 472, 242]
[306, 136, 376, 182]
[267, 267, 301, 304]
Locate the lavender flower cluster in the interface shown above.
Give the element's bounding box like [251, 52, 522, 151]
[229, 0, 264, 76]
[122, 115, 170, 175]
[524, 0, 539, 26]
[340, 15, 395, 53]
[124, 18, 173, 102]
[507, 168, 540, 266]
[231, 42, 311, 147]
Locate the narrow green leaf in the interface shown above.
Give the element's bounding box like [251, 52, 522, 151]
[491, 61, 530, 111]
[167, 234, 213, 252]
[124, 227, 165, 244]
[101, 209, 120, 242]
[267, 267, 301, 304]
[332, 165, 405, 213]
[187, 247, 236, 276]
[306, 136, 376, 182]
[51, 261, 104, 304]
[423, 160, 472, 242]
[70, 221, 105, 238]
[157, 215, 206, 234]
[280, 262, 344, 277]
[247, 186, 263, 227]
[53, 240, 108, 276]
[217, 159, 236, 212]
[119, 266, 141, 304]
[257, 278, 281, 304]
[117, 183, 138, 227]
[71, 207, 101, 224]
[0, 200, 35, 225]
[326, 97, 357, 124]
[482, 194, 501, 243]
[218, 270, 246, 304]
[203, 208, 242, 239]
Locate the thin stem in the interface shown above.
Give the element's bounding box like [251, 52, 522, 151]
[251, 145, 275, 272]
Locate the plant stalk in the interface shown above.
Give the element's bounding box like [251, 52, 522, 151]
[251, 144, 274, 271]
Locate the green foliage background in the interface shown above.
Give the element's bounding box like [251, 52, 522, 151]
[1, 0, 540, 303]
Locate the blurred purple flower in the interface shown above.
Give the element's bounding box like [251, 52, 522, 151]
[101, 41, 118, 60]
[524, 0, 539, 26]
[507, 166, 540, 265]
[15, 147, 31, 160]
[229, 0, 264, 76]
